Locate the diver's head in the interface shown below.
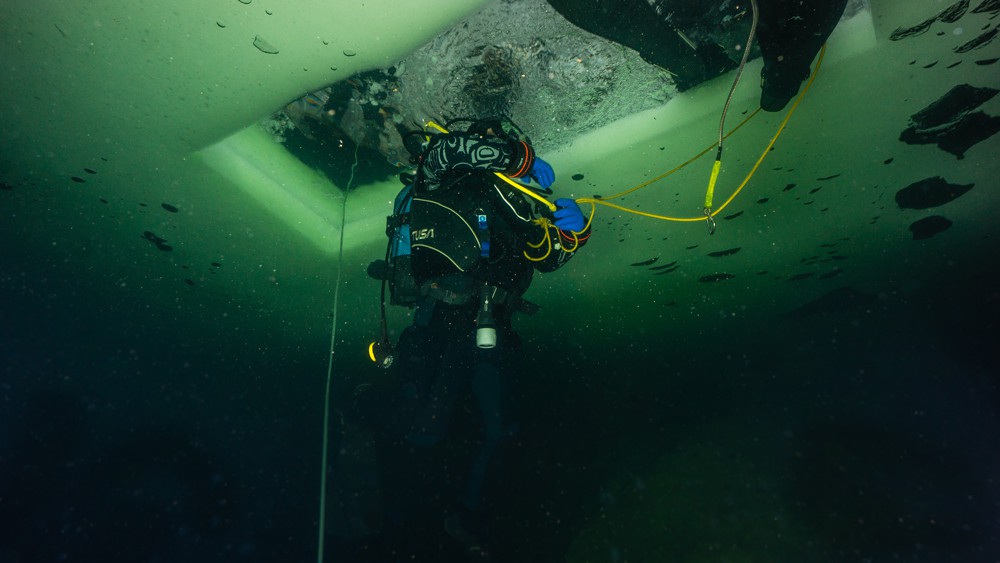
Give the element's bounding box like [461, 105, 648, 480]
[467, 118, 504, 138]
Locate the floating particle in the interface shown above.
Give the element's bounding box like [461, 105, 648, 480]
[253, 35, 279, 54]
[142, 231, 173, 252]
[955, 27, 998, 53]
[630, 257, 659, 267]
[265, 9, 273, 15]
[890, 17, 935, 40]
[895, 176, 973, 208]
[71, 176, 85, 183]
[571, 173, 585, 181]
[784, 287, 877, 318]
[84, 168, 97, 174]
[654, 266, 679, 275]
[343, 49, 357, 56]
[708, 247, 741, 258]
[899, 84, 1000, 158]
[330, 66, 338, 71]
[973, 0, 1000, 15]
[217, 21, 226, 28]
[910, 215, 953, 239]
[699, 273, 734, 283]
[890, 0, 970, 40]
[939, 0, 970, 23]
[161, 203, 179, 213]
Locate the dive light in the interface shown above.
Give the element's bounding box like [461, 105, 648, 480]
[367, 339, 394, 368]
[475, 285, 497, 349]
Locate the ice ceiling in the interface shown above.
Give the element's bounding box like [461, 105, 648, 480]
[1, 0, 999, 350]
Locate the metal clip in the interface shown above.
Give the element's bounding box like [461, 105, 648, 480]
[703, 207, 716, 235]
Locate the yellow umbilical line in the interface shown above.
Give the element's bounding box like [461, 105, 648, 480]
[574, 43, 826, 224]
[523, 205, 595, 262]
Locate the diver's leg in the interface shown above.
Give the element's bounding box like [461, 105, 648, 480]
[445, 331, 521, 553]
[352, 325, 441, 437]
[405, 319, 470, 446]
[757, 0, 849, 111]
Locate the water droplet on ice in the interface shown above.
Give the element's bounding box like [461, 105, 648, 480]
[253, 35, 279, 54]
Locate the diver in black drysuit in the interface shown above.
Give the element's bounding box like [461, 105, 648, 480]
[357, 119, 591, 556]
[545, 0, 849, 110]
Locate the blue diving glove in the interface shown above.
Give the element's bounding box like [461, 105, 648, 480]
[530, 157, 555, 189]
[553, 198, 585, 232]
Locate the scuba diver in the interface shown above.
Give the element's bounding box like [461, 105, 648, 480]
[356, 116, 591, 557]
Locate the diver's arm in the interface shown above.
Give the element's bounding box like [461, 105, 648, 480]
[419, 133, 534, 193]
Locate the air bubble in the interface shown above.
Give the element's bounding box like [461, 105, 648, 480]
[253, 35, 279, 54]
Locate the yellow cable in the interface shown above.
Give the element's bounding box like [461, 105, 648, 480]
[596, 109, 760, 202]
[704, 158, 722, 209]
[578, 43, 826, 223]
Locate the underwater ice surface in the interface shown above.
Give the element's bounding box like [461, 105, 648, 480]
[1, 1, 999, 562]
